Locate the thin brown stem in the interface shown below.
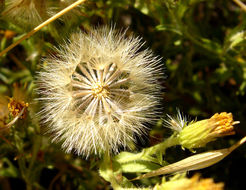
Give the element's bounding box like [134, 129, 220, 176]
[233, 0, 246, 12]
[8, 53, 26, 69]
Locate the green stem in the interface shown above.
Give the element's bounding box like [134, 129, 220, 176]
[144, 135, 180, 155]
[116, 136, 180, 164]
[17, 157, 26, 179]
[99, 153, 121, 189]
[27, 135, 41, 180]
[17, 156, 33, 190]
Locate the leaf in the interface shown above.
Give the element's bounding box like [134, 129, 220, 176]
[119, 160, 161, 173]
[200, 38, 222, 55]
[223, 20, 246, 52]
[114, 151, 157, 164]
[156, 24, 182, 35]
[229, 31, 246, 49]
[0, 158, 19, 178]
[134, 0, 149, 15]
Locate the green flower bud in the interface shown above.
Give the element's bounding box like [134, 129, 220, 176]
[179, 112, 239, 149]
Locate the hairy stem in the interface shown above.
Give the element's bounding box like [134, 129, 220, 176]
[99, 153, 122, 189]
[115, 136, 180, 164]
[145, 135, 180, 155]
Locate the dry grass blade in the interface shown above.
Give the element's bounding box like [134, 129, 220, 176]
[132, 136, 246, 181]
[0, 108, 25, 132]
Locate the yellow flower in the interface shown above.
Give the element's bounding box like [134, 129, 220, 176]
[8, 98, 29, 119]
[164, 111, 239, 149]
[154, 174, 224, 190]
[37, 26, 163, 157]
[0, 84, 29, 131]
[7, 83, 29, 119]
[179, 112, 239, 149]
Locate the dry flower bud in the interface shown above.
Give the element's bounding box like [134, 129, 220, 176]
[8, 98, 29, 119]
[0, 84, 29, 130]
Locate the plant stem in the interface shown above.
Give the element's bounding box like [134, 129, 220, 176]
[99, 153, 121, 189]
[233, 0, 246, 12]
[116, 136, 180, 164]
[144, 136, 180, 155]
[27, 135, 41, 180]
[0, 0, 87, 57]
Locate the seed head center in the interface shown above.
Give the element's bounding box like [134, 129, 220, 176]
[91, 82, 110, 98]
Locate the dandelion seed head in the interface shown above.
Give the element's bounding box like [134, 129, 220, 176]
[2, 0, 48, 28]
[37, 26, 163, 157]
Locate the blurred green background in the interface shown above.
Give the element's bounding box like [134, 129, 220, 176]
[0, 0, 246, 189]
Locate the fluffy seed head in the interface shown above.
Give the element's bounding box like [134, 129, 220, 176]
[37, 26, 163, 157]
[1, 0, 48, 28]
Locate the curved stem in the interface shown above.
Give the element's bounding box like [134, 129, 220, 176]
[233, 0, 246, 12]
[145, 136, 180, 155]
[116, 136, 180, 164]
